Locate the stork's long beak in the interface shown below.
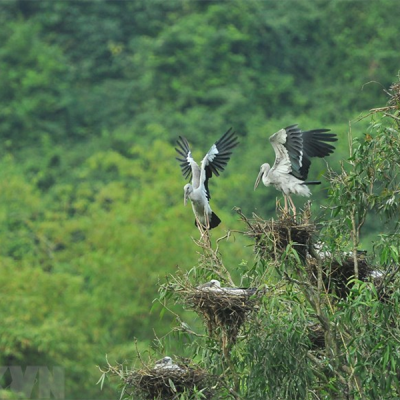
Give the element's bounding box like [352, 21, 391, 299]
[254, 170, 263, 190]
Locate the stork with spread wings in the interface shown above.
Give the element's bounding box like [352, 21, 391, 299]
[176, 129, 239, 229]
[254, 124, 337, 215]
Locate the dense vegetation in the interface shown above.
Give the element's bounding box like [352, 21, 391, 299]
[0, 1, 399, 399]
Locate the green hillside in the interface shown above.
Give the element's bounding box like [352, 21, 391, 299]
[0, 1, 399, 399]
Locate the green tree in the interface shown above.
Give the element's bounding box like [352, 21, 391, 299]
[0, 20, 68, 146]
[105, 79, 400, 399]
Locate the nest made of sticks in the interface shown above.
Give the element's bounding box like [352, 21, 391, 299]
[307, 322, 325, 350]
[307, 251, 372, 298]
[124, 362, 214, 400]
[237, 208, 316, 262]
[370, 266, 400, 304]
[183, 286, 262, 346]
[388, 80, 400, 108]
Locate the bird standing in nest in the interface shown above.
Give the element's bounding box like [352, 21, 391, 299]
[176, 129, 239, 230]
[254, 124, 337, 216]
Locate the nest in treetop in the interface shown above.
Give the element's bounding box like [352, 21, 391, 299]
[388, 81, 400, 108]
[235, 207, 316, 262]
[182, 286, 263, 347]
[123, 361, 214, 400]
[307, 322, 325, 350]
[306, 250, 372, 298]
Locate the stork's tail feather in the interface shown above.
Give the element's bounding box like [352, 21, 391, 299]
[245, 288, 258, 296]
[301, 181, 321, 185]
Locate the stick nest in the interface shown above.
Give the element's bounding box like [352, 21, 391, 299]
[388, 81, 400, 108]
[182, 286, 263, 346]
[307, 322, 325, 349]
[124, 362, 214, 400]
[236, 208, 316, 262]
[307, 251, 372, 298]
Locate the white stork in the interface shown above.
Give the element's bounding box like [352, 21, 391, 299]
[176, 129, 239, 229]
[196, 279, 222, 290]
[254, 124, 337, 215]
[154, 356, 182, 371]
[196, 279, 257, 296]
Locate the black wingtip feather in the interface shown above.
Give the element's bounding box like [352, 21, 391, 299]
[203, 127, 239, 179]
[210, 212, 222, 228]
[175, 136, 193, 180]
[195, 212, 221, 230]
[302, 181, 321, 185]
[283, 124, 338, 180]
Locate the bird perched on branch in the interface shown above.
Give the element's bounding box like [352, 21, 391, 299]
[254, 124, 337, 215]
[176, 129, 239, 229]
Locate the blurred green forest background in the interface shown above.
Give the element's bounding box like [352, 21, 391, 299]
[0, 0, 399, 399]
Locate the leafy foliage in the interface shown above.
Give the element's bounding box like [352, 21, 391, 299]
[0, 20, 68, 145]
[142, 86, 400, 400]
[1, 2, 400, 399]
[1, 0, 398, 148]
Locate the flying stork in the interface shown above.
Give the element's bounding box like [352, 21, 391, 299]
[254, 124, 337, 215]
[175, 129, 239, 229]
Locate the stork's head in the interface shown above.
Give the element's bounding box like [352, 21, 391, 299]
[156, 356, 172, 366]
[254, 163, 271, 190]
[209, 279, 221, 288]
[162, 356, 173, 365]
[183, 184, 193, 206]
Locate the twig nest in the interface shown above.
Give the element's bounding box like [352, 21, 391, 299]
[388, 81, 400, 108]
[236, 208, 316, 262]
[183, 284, 263, 346]
[307, 250, 372, 298]
[124, 361, 213, 400]
[307, 322, 325, 350]
[370, 269, 398, 304]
